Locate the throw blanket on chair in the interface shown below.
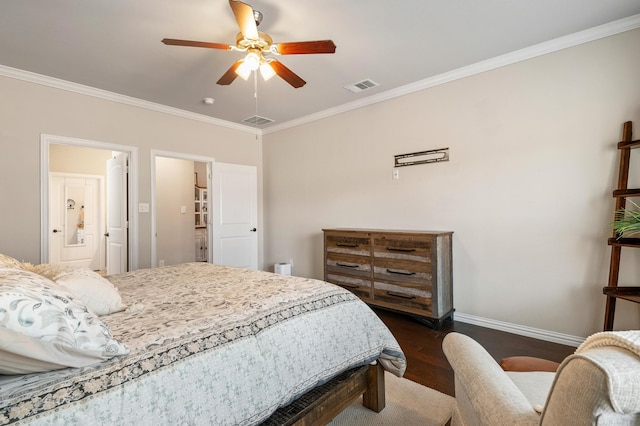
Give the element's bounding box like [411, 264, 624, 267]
[576, 330, 640, 357]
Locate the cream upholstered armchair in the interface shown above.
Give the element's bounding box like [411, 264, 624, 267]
[442, 331, 640, 425]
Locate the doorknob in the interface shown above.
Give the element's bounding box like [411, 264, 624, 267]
[104, 232, 110, 237]
[250, 228, 257, 232]
[52, 229, 61, 233]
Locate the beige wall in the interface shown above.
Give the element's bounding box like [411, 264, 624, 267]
[194, 161, 208, 188]
[0, 75, 263, 269]
[263, 29, 640, 338]
[49, 144, 113, 175]
[155, 156, 195, 266]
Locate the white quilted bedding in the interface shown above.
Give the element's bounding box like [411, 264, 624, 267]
[0, 263, 405, 425]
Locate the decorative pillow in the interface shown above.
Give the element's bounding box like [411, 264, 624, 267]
[500, 356, 560, 372]
[0, 268, 129, 375]
[28, 264, 126, 316]
[0, 253, 24, 270]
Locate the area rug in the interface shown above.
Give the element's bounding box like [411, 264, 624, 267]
[329, 372, 456, 426]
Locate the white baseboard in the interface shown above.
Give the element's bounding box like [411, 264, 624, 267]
[454, 312, 585, 348]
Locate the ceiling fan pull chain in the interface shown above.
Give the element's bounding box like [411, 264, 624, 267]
[254, 70, 259, 137]
[254, 71, 258, 120]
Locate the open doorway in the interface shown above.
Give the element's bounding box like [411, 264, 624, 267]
[150, 151, 259, 270]
[194, 161, 208, 262]
[40, 134, 138, 273]
[151, 150, 214, 268]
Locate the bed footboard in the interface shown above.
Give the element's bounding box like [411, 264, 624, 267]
[263, 363, 385, 425]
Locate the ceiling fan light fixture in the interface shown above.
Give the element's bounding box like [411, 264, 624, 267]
[235, 50, 261, 80]
[259, 60, 276, 81]
[235, 61, 252, 80]
[244, 51, 261, 71]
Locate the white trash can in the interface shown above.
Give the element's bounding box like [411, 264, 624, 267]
[274, 263, 292, 276]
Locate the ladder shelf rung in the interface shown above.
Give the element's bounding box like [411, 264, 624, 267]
[603, 286, 640, 294]
[603, 287, 640, 304]
[613, 188, 640, 197]
[618, 139, 640, 149]
[608, 237, 640, 247]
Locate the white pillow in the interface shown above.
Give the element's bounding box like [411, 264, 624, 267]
[0, 253, 24, 269]
[0, 268, 129, 375]
[28, 264, 126, 316]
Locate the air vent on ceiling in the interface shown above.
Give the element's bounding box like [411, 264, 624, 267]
[242, 115, 274, 127]
[344, 79, 379, 94]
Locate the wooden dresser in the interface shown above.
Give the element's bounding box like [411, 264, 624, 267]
[323, 228, 453, 329]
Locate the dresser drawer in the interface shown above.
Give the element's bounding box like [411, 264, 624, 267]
[326, 274, 372, 300]
[373, 281, 431, 311]
[372, 234, 431, 262]
[325, 232, 371, 257]
[373, 257, 432, 285]
[326, 252, 371, 278]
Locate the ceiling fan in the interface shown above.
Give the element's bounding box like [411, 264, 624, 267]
[162, 0, 336, 88]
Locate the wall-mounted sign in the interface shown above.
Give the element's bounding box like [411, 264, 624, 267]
[394, 148, 449, 167]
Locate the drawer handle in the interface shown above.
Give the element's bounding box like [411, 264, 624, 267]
[336, 243, 359, 247]
[336, 262, 359, 268]
[386, 247, 416, 252]
[386, 268, 416, 276]
[386, 291, 416, 300]
[341, 283, 358, 289]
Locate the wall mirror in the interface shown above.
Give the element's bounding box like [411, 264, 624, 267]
[65, 183, 86, 246]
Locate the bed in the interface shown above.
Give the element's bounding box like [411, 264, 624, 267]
[0, 258, 406, 425]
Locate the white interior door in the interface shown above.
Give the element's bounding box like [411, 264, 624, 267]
[49, 174, 103, 269]
[212, 163, 258, 270]
[106, 152, 128, 274]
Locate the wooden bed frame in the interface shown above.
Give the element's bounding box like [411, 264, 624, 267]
[263, 363, 385, 425]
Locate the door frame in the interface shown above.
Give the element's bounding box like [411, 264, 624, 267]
[150, 149, 214, 268]
[40, 134, 139, 270]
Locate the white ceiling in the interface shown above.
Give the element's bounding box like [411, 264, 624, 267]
[2, 1, 640, 130]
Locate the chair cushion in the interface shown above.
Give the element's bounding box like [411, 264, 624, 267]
[506, 371, 556, 413]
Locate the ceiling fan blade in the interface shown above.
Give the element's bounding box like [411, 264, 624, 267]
[217, 61, 242, 85]
[275, 40, 336, 55]
[162, 38, 232, 50]
[269, 60, 306, 88]
[229, 0, 259, 41]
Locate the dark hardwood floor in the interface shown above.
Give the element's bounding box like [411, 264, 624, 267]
[373, 308, 577, 397]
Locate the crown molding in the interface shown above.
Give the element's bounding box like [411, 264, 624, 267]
[263, 13, 640, 135]
[0, 64, 260, 135]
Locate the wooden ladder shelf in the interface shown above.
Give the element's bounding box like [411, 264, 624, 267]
[603, 121, 640, 331]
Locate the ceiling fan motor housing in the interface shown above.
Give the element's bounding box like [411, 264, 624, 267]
[253, 10, 262, 26]
[235, 32, 272, 52]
